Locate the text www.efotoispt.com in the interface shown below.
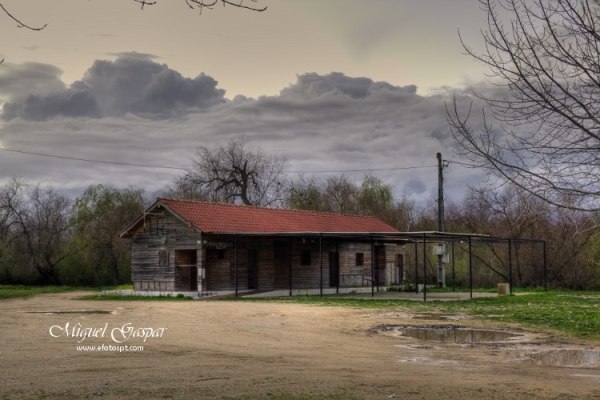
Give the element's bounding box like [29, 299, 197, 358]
[76, 344, 144, 352]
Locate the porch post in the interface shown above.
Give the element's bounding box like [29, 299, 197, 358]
[371, 238, 375, 297]
[468, 236, 473, 299]
[234, 235, 238, 297]
[336, 240, 339, 294]
[423, 233, 427, 302]
[508, 239, 513, 295]
[451, 241, 456, 292]
[289, 238, 293, 297]
[319, 233, 323, 297]
[413, 241, 419, 294]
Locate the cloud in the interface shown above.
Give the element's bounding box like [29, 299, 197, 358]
[0, 63, 487, 204]
[1, 53, 226, 121]
[0, 62, 65, 101]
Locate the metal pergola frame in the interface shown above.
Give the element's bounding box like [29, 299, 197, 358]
[205, 231, 546, 302]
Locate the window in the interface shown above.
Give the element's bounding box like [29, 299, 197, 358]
[217, 249, 225, 260]
[355, 252, 364, 266]
[301, 249, 311, 266]
[158, 249, 169, 267]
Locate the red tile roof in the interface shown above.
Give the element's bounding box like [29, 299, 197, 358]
[157, 198, 398, 234]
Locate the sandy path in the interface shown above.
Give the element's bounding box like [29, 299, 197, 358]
[0, 293, 599, 399]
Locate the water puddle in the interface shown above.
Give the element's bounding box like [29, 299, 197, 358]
[26, 310, 113, 315]
[526, 349, 600, 369]
[377, 324, 523, 344]
[410, 313, 464, 321]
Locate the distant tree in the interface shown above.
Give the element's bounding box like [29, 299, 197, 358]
[0, 180, 74, 284]
[286, 174, 415, 230]
[181, 138, 287, 206]
[286, 176, 328, 212]
[71, 185, 144, 285]
[448, 0, 600, 211]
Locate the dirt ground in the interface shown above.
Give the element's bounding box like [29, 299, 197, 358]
[1, 293, 599, 400]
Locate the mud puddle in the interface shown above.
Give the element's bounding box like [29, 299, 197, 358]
[525, 349, 600, 368]
[26, 310, 114, 315]
[376, 324, 524, 344]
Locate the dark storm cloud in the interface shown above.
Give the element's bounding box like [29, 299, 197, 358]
[0, 62, 65, 100]
[1, 53, 226, 121]
[279, 72, 416, 100]
[0, 65, 487, 203]
[2, 88, 101, 121]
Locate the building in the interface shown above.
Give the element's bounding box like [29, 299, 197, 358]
[119, 198, 408, 295]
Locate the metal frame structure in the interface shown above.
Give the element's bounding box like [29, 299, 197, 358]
[208, 231, 546, 301]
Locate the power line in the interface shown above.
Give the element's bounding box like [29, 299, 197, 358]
[446, 159, 475, 168]
[0, 147, 188, 171]
[0, 146, 439, 174]
[288, 165, 437, 174]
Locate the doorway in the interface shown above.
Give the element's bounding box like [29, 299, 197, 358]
[247, 249, 258, 290]
[329, 252, 339, 287]
[175, 249, 198, 291]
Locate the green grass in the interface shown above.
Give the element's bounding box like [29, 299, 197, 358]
[0, 285, 91, 300]
[228, 291, 600, 339]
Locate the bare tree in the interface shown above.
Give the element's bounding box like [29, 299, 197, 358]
[134, 0, 266, 12]
[0, 0, 265, 30]
[0, 180, 75, 284]
[448, 0, 600, 211]
[182, 138, 286, 206]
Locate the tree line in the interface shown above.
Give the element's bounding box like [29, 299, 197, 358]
[0, 139, 598, 289]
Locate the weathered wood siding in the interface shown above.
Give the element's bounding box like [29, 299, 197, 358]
[130, 207, 201, 291]
[201, 236, 396, 291]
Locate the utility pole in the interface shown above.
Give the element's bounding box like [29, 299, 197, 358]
[436, 152, 446, 287]
[437, 152, 445, 233]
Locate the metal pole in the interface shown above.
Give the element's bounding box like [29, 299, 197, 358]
[414, 241, 419, 294]
[543, 240, 548, 291]
[468, 236, 473, 299]
[437, 152, 446, 288]
[508, 239, 513, 295]
[319, 234, 323, 297]
[451, 241, 456, 292]
[336, 240, 339, 295]
[371, 238, 375, 297]
[375, 243, 380, 294]
[423, 233, 427, 302]
[289, 239, 293, 297]
[437, 152, 445, 232]
[234, 235, 238, 297]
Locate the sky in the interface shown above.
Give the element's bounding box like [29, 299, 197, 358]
[0, 0, 493, 206]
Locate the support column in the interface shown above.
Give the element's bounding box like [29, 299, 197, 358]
[289, 238, 293, 297]
[508, 239, 513, 295]
[371, 238, 375, 297]
[423, 233, 427, 302]
[414, 241, 419, 294]
[319, 234, 323, 297]
[468, 236, 473, 300]
[451, 241, 456, 292]
[234, 235, 238, 297]
[336, 240, 339, 295]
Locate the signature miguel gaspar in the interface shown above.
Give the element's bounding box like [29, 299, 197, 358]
[49, 322, 167, 344]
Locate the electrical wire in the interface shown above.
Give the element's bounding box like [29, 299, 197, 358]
[0, 147, 188, 171]
[0, 146, 439, 174]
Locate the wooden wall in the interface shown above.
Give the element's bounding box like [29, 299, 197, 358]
[202, 236, 401, 292]
[129, 207, 201, 291]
